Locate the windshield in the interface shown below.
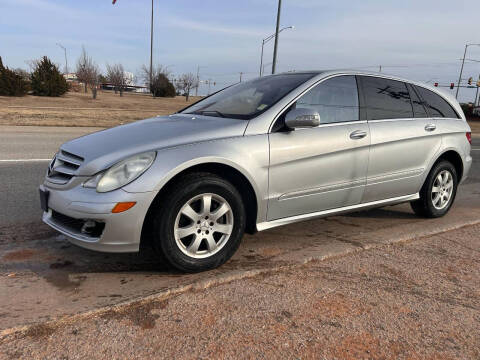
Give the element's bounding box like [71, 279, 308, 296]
[180, 73, 316, 120]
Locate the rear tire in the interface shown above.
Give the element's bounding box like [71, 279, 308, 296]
[410, 160, 458, 218]
[151, 172, 246, 272]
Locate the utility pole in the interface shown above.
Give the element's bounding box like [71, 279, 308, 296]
[456, 43, 480, 99]
[379, 65, 382, 73]
[207, 79, 212, 95]
[149, 0, 154, 94]
[56, 43, 68, 74]
[475, 75, 480, 107]
[114, 0, 154, 93]
[239, 72, 243, 82]
[195, 66, 200, 96]
[271, 0, 282, 74]
[456, 44, 468, 99]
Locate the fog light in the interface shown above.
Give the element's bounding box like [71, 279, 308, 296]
[112, 202, 136, 213]
[81, 220, 98, 235]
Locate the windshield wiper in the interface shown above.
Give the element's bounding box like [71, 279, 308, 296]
[187, 110, 226, 118]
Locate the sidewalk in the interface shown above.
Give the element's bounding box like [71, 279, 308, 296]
[1, 224, 479, 359]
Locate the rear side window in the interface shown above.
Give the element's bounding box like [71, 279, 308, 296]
[360, 76, 413, 120]
[295, 75, 359, 124]
[414, 86, 459, 118]
[407, 84, 428, 118]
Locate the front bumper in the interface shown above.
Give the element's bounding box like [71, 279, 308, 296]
[41, 184, 157, 253]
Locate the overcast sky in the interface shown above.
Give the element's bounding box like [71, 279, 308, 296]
[1, 0, 480, 100]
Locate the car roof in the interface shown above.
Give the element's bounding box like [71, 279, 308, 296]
[277, 69, 458, 105]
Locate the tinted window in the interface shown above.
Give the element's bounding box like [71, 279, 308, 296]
[295, 75, 359, 124]
[407, 84, 428, 118]
[414, 86, 459, 118]
[181, 73, 316, 120]
[361, 76, 413, 120]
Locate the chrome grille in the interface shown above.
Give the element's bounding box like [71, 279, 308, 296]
[46, 150, 84, 185]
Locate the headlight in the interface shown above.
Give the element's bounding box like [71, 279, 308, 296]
[87, 151, 156, 193]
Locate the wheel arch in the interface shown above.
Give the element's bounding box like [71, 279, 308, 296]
[431, 149, 464, 181]
[141, 161, 260, 249]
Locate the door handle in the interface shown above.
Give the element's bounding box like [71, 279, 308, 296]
[425, 124, 436, 132]
[350, 130, 367, 140]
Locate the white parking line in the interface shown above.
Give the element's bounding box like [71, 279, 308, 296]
[472, 148, 480, 151]
[0, 159, 51, 162]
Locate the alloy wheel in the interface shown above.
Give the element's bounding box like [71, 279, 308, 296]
[431, 170, 454, 210]
[174, 193, 234, 259]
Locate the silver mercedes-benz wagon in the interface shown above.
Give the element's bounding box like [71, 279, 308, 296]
[40, 70, 472, 272]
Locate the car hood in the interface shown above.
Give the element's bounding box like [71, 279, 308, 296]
[60, 114, 248, 176]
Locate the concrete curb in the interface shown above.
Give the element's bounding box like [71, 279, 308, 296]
[2, 218, 479, 341]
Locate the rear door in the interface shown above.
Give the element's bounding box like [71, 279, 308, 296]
[267, 75, 370, 220]
[414, 85, 464, 138]
[359, 76, 441, 202]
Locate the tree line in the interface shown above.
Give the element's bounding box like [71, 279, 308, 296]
[0, 46, 199, 101]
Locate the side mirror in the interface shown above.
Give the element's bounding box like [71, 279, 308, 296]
[285, 108, 320, 129]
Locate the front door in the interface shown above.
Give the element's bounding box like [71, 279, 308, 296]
[267, 75, 370, 221]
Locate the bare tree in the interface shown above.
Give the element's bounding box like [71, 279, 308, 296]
[13, 68, 30, 82]
[88, 63, 100, 99]
[178, 73, 198, 101]
[75, 46, 98, 96]
[106, 63, 126, 96]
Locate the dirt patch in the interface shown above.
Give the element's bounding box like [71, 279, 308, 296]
[23, 323, 56, 339]
[100, 299, 169, 330]
[2, 249, 38, 261]
[49, 260, 74, 269]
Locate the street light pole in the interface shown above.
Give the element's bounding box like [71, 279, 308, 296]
[259, 39, 265, 76]
[260, 26, 294, 77]
[56, 43, 68, 74]
[456, 43, 480, 99]
[271, 0, 282, 75]
[149, 0, 154, 93]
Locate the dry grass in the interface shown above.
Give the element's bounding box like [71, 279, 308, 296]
[1, 91, 480, 134]
[0, 91, 201, 127]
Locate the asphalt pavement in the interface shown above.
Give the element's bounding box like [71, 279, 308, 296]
[0, 126, 102, 226]
[0, 125, 479, 333]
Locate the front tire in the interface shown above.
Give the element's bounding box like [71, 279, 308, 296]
[410, 160, 458, 218]
[152, 172, 246, 272]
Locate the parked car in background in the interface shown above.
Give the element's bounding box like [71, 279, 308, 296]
[40, 70, 472, 272]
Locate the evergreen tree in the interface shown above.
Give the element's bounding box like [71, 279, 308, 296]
[30, 56, 68, 96]
[0, 57, 28, 96]
[151, 73, 176, 98]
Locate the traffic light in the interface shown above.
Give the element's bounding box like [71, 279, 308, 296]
[450, 83, 454, 89]
[434, 82, 438, 87]
[468, 77, 473, 85]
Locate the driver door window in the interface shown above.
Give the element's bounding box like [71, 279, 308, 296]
[296, 75, 360, 124]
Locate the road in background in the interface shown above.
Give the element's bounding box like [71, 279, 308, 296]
[0, 126, 102, 226]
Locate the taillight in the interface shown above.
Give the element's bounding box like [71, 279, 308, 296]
[466, 132, 472, 144]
